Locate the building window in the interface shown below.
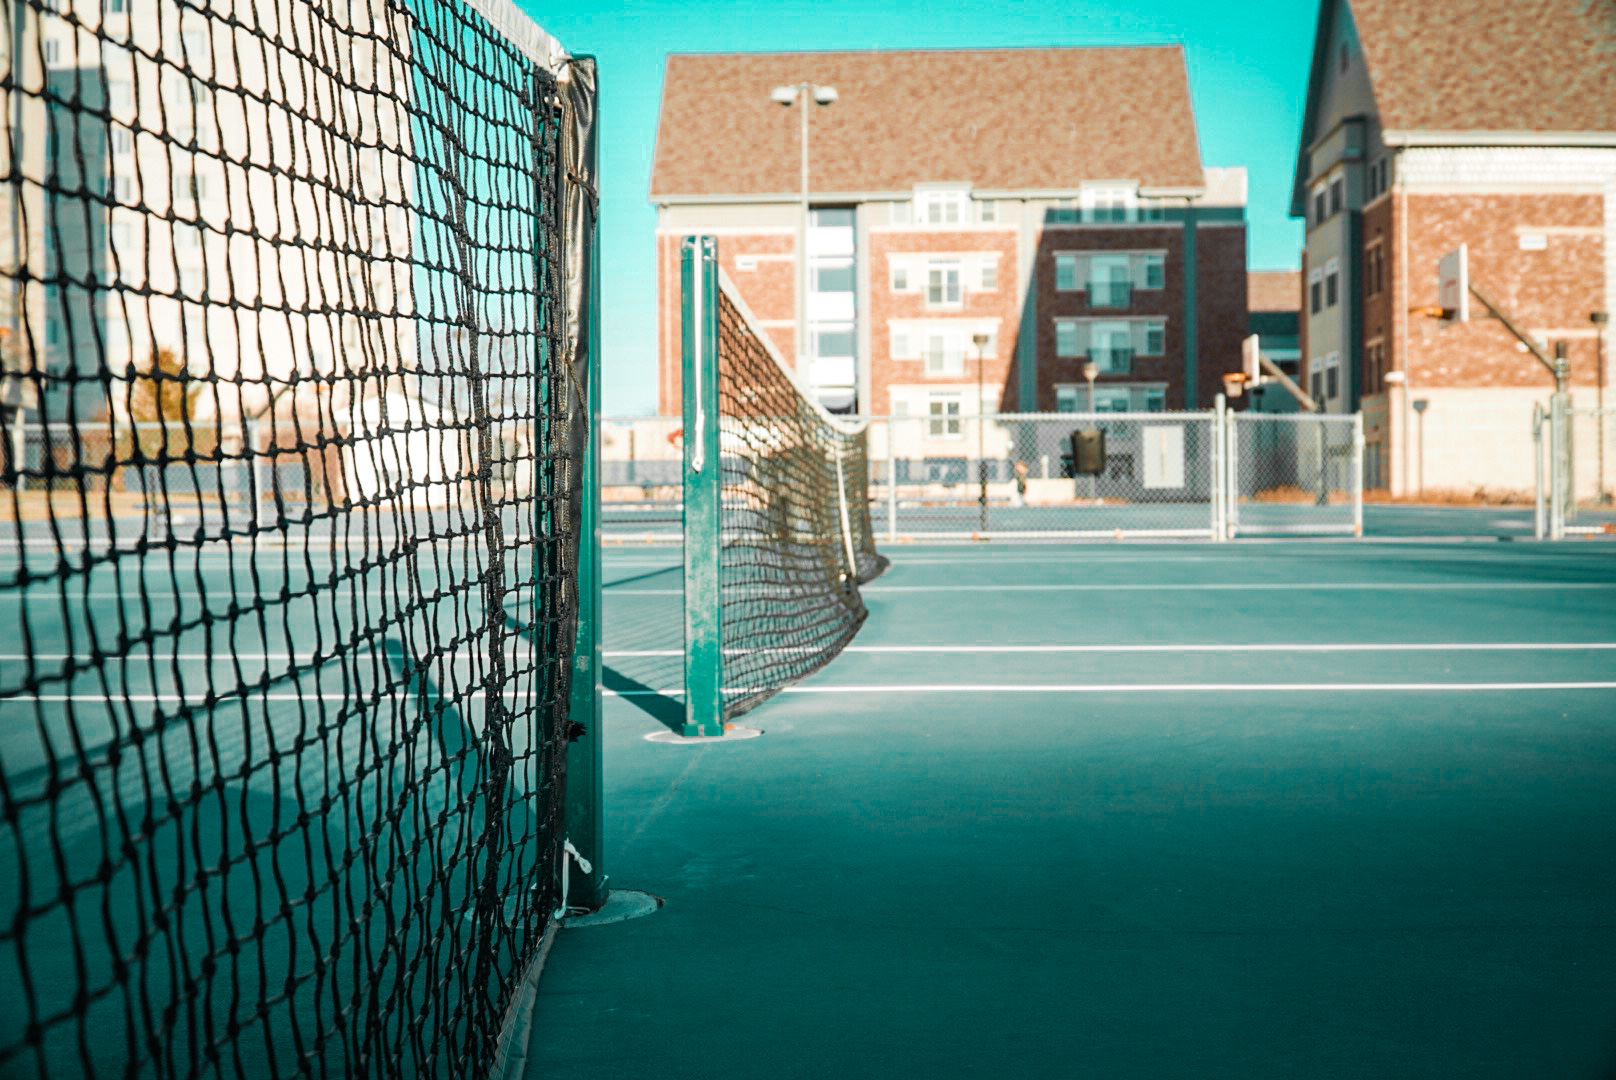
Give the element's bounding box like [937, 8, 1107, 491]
[1312, 186, 1326, 227]
[814, 260, 854, 293]
[1310, 365, 1323, 403]
[1141, 253, 1165, 289]
[1082, 187, 1133, 223]
[891, 328, 915, 359]
[1329, 176, 1344, 217]
[811, 207, 853, 228]
[978, 200, 997, 223]
[925, 333, 963, 376]
[916, 189, 967, 226]
[110, 127, 133, 155]
[1326, 355, 1340, 399]
[1325, 259, 1340, 307]
[891, 263, 909, 292]
[1055, 320, 1080, 358]
[1142, 322, 1165, 356]
[1309, 269, 1323, 315]
[813, 326, 854, 359]
[977, 258, 997, 292]
[926, 263, 961, 307]
[1087, 255, 1132, 308]
[1364, 244, 1383, 297]
[927, 394, 962, 438]
[1090, 322, 1132, 373]
[1055, 254, 1079, 292]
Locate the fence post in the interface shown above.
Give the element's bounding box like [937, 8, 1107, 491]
[1549, 391, 1569, 540]
[682, 236, 724, 736]
[886, 419, 897, 543]
[1211, 394, 1226, 541]
[1351, 413, 1365, 537]
[1226, 408, 1240, 539]
[1532, 403, 1546, 540]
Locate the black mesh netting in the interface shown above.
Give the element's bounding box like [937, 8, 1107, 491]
[714, 285, 885, 719]
[0, 0, 586, 1074]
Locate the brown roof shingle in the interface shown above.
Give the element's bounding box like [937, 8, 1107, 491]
[651, 48, 1206, 200]
[1248, 271, 1302, 314]
[1349, 0, 1616, 135]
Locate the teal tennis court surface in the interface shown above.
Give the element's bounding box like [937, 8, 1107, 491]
[529, 538, 1616, 1079]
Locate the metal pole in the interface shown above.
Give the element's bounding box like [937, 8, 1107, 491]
[1594, 312, 1608, 503]
[1352, 413, 1365, 537]
[1533, 402, 1546, 540]
[886, 420, 897, 542]
[565, 68, 607, 909]
[976, 341, 987, 531]
[1212, 393, 1226, 541]
[797, 84, 809, 373]
[681, 237, 724, 735]
[1550, 340, 1571, 539]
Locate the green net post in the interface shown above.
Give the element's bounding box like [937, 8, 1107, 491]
[565, 65, 606, 910]
[682, 236, 724, 736]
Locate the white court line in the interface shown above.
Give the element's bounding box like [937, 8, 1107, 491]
[599, 681, 1616, 698]
[605, 582, 1616, 596]
[598, 643, 1616, 657]
[11, 682, 1616, 705]
[9, 643, 1614, 663]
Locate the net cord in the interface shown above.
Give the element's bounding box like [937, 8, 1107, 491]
[715, 271, 870, 437]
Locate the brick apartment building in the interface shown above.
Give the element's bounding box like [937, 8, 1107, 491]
[651, 48, 1249, 424]
[1293, 0, 1616, 494]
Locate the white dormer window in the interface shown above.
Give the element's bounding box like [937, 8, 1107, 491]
[1081, 186, 1135, 223]
[916, 188, 968, 226]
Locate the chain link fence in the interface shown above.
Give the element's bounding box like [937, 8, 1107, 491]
[1538, 406, 1616, 538]
[1226, 413, 1362, 537]
[601, 416, 683, 542]
[1, 416, 539, 547]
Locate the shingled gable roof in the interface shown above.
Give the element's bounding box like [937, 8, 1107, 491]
[1294, 0, 1616, 197]
[651, 48, 1206, 201]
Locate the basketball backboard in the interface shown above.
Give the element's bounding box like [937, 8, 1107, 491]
[1438, 244, 1469, 324]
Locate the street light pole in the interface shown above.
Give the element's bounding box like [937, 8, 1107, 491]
[1412, 398, 1429, 497]
[1594, 311, 1609, 503]
[771, 82, 837, 374]
[974, 332, 989, 530]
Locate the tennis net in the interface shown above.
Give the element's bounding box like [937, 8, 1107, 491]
[707, 275, 886, 719]
[0, 0, 596, 1075]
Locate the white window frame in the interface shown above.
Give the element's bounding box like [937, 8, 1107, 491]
[925, 261, 962, 308]
[977, 257, 998, 293]
[1055, 320, 1081, 358]
[924, 331, 965, 376]
[890, 327, 917, 360]
[916, 189, 967, 226]
[1055, 254, 1080, 292]
[1142, 321, 1166, 357]
[927, 393, 963, 438]
[1081, 186, 1135, 223]
[978, 200, 997, 223]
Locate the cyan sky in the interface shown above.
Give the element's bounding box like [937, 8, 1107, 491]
[523, 0, 1322, 415]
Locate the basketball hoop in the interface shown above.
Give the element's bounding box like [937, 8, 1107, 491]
[1222, 371, 1248, 399]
